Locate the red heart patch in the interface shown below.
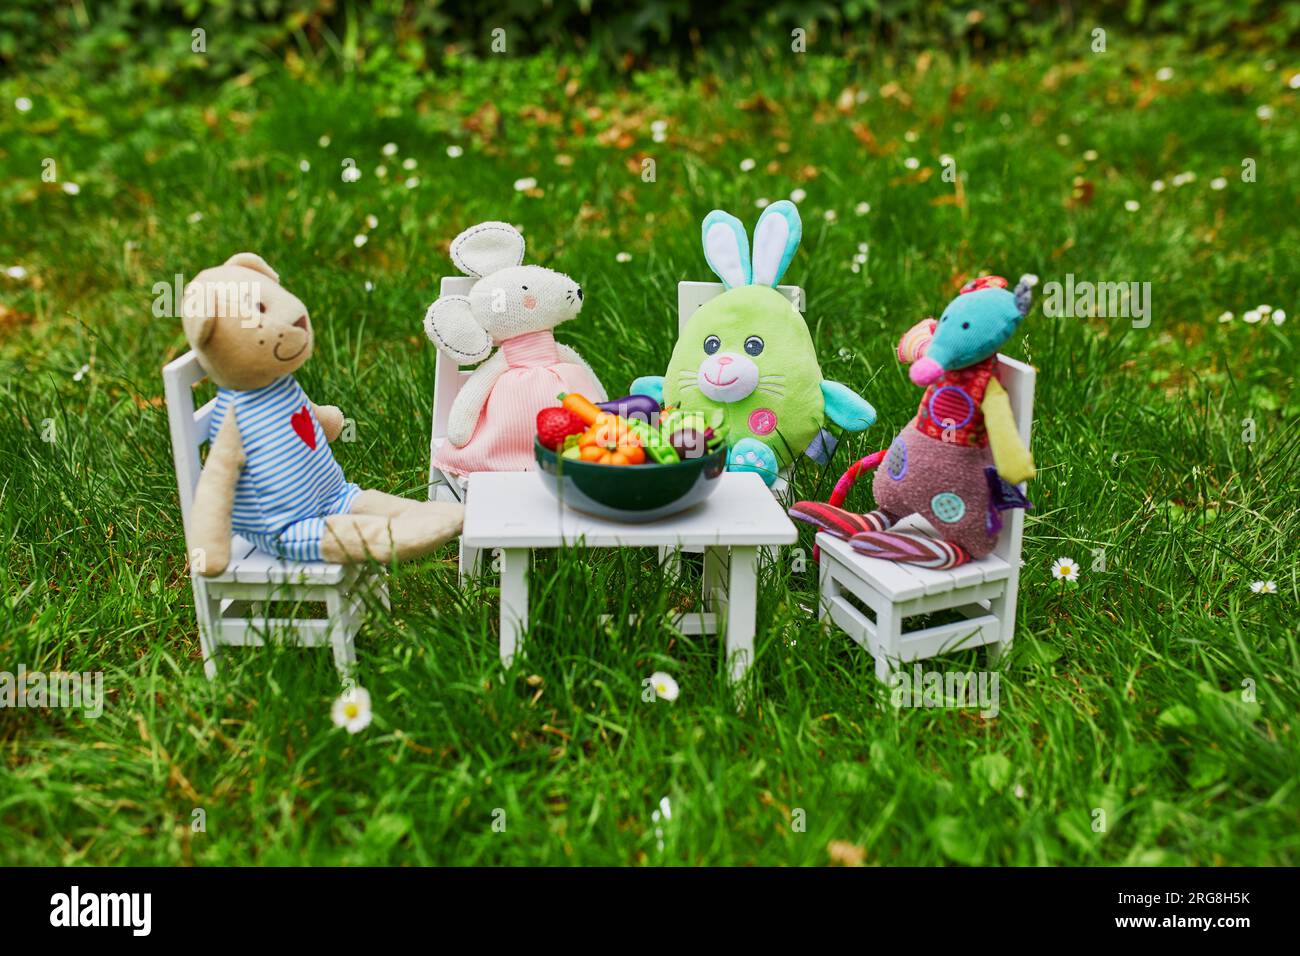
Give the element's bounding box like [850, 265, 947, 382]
[290, 404, 316, 449]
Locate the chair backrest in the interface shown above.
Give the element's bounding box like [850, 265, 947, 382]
[429, 275, 480, 446]
[992, 354, 1036, 563]
[162, 350, 214, 542]
[677, 281, 804, 332]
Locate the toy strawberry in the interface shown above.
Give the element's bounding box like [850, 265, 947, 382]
[536, 406, 587, 450]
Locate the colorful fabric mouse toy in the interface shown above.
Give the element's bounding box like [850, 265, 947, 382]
[630, 201, 876, 486]
[424, 221, 606, 477]
[789, 275, 1036, 569]
[182, 253, 464, 574]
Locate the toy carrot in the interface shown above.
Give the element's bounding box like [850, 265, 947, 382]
[560, 392, 679, 464]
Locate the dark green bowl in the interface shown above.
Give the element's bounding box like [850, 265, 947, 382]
[534, 438, 728, 522]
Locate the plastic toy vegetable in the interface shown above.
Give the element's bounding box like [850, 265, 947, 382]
[596, 393, 661, 424]
[579, 418, 646, 465]
[559, 392, 679, 465]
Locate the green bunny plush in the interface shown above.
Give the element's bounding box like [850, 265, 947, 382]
[631, 200, 876, 486]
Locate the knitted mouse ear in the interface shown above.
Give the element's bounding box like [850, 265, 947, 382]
[1013, 273, 1038, 317]
[450, 221, 526, 278]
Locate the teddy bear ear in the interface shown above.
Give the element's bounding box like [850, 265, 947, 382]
[449, 222, 525, 278]
[223, 252, 280, 284]
[423, 295, 492, 363]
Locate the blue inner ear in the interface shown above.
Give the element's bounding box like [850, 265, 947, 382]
[751, 200, 802, 287]
[700, 210, 752, 288]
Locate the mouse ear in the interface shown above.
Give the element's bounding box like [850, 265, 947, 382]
[1013, 273, 1038, 317]
[701, 210, 751, 289]
[223, 252, 280, 284]
[423, 295, 492, 363]
[450, 221, 525, 277]
[750, 200, 802, 287]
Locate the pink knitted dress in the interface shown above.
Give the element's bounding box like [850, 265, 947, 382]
[433, 329, 602, 477]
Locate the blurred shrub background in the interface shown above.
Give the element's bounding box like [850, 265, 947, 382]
[4, 0, 1298, 78]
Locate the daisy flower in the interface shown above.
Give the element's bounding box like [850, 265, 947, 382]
[513, 177, 538, 192]
[649, 671, 679, 702]
[789, 188, 806, 203]
[447, 145, 463, 158]
[1217, 311, 1233, 323]
[1051, 557, 1080, 582]
[616, 252, 631, 263]
[903, 157, 920, 170]
[1249, 580, 1277, 594]
[739, 157, 756, 172]
[61, 182, 81, 195]
[381, 142, 398, 157]
[1125, 200, 1140, 212]
[855, 201, 871, 215]
[352, 234, 367, 248]
[15, 96, 33, 112]
[331, 686, 373, 733]
[1271, 309, 1286, 326]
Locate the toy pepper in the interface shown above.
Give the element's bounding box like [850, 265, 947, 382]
[789, 275, 1036, 569]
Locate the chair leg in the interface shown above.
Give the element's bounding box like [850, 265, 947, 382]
[459, 543, 483, 587]
[193, 580, 221, 680]
[326, 590, 358, 680]
[873, 602, 901, 683]
[986, 589, 1012, 664]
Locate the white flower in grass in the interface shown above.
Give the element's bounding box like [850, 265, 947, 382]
[789, 188, 806, 203]
[1290, 74, 1300, 90]
[353, 234, 367, 248]
[72, 363, 90, 382]
[1151, 179, 1166, 192]
[649, 671, 679, 702]
[364, 280, 374, 292]
[616, 252, 632, 263]
[374, 165, 387, 178]
[651, 795, 672, 851]
[15, 97, 33, 112]
[855, 201, 871, 215]
[187, 211, 204, 224]
[5, 265, 28, 280]
[1243, 308, 1261, 324]
[1172, 171, 1195, 187]
[850, 262, 861, 274]
[1013, 783, 1027, 799]
[739, 157, 756, 172]
[402, 157, 417, 170]
[1217, 311, 1233, 323]
[365, 214, 378, 229]
[1056, 133, 1070, 146]
[903, 156, 920, 170]
[1125, 200, 1140, 212]
[513, 176, 538, 192]
[341, 166, 361, 183]
[318, 134, 331, 148]
[331, 686, 373, 733]
[404, 176, 419, 189]
[823, 209, 837, 222]
[1156, 67, 1174, 81]
[1249, 580, 1277, 594]
[298, 159, 311, 172]
[650, 119, 668, 143]
[904, 129, 918, 142]
[1271, 309, 1286, 326]
[382, 142, 398, 157]
[1083, 149, 1098, 161]
[755, 197, 770, 208]
[1256, 105, 1274, 121]
[1256, 303, 1271, 315]
[1050, 556, 1080, 582]
[446, 144, 463, 158]
[61, 182, 80, 195]
[1210, 177, 1227, 190]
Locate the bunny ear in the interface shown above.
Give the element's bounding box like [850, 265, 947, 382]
[751, 200, 802, 287]
[701, 210, 752, 289]
[450, 221, 525, 278]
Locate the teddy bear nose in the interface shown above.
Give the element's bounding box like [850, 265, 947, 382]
[293, 315, 308, 330]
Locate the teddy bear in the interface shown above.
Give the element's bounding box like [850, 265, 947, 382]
[181, 252, 464, 575]
[423, 221, 606, 478]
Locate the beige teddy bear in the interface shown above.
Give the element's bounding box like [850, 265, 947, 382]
[183, 252, 463, 575]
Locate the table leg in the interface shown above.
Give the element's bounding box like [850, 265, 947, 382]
[499, 548, 529, 668]
[702, 545, 728, 619]
[725, 545, 758, 685]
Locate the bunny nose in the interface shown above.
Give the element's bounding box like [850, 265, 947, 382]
[716, 356, 733, 367]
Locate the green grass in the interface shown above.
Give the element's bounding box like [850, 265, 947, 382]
[1, 38, 1298, 865]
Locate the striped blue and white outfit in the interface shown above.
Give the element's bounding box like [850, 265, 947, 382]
[210, 376, 360, 562]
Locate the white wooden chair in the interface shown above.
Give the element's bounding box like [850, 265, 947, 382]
[815, 355, 1035, 681]
[426, 275, 485, 582]
[163, 351, 387, 680]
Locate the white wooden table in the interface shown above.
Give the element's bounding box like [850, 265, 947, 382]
[462, 471, 797, 683]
